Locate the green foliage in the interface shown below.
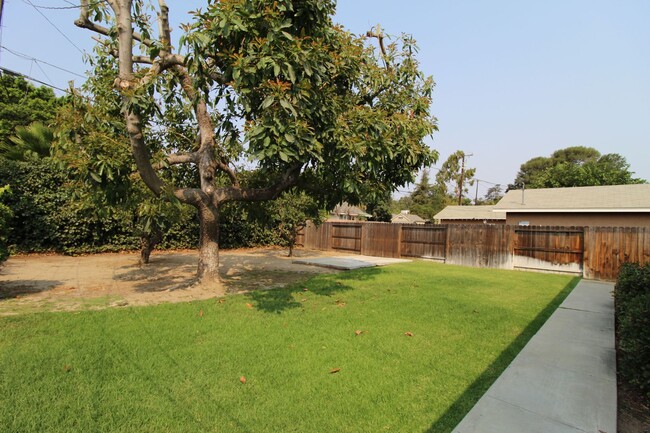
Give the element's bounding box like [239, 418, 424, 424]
[509, 146, 645, 190]
[0, 122, 54, 161]
[615, 262, 650, 397]
[478, 184, 504, 205]
[0, 185, 12, 262]
[397, 169, 448, 221]
[0, 75, 60, 146]
[436, 151, 476, 204]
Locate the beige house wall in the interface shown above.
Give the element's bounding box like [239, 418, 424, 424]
[505, 212, 650, 227]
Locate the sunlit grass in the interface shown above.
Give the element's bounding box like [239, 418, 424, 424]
[0, 262, 578, 433]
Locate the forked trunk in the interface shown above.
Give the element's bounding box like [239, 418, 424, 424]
[197, 203, 224, 293]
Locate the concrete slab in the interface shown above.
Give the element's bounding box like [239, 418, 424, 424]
[292, 255, 410, 270]
[452, 280, 616, 433]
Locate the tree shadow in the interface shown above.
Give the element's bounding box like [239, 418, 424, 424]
[113, 254, 198, 293]
[244, 266, 383, 314]
[0, 280, 64, 300]
[424, 277, 581, 433]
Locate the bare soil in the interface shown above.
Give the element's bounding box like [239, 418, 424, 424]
[0, 247, 339, 315]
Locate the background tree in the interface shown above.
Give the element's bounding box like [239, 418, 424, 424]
[508, 146, 644, 190]
[0, 74, 60, 146]
[73, 0, 437, 290]
[479, 184, 503, 205]
[435, 151, 476, 205]
[267, 190, 323, 257]
[407, 169, 447, 220]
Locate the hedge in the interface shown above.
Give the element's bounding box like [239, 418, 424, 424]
[615, 262, 650, 397]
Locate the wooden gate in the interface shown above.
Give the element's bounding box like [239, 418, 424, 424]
[513, 226, 584, 274]
[400, 225, 447, 260]
[331, 223, 362, 253]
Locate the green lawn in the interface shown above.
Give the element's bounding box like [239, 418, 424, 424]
[0, 262, 578, 433]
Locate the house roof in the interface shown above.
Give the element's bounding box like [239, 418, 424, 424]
[434, 205, 505, 221]
[331, 202, 371, 218]
[493, 184, 650, 213]
[391, 212, 426, 224]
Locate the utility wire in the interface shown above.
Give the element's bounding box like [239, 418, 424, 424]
[1, 45, 86, 78]
[0, 66, 68, 92]
[23, 0, 84, 54]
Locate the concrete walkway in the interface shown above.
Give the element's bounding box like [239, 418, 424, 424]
[452, 280, 617, 433]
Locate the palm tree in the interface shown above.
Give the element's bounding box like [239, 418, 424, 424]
[0, 122, 53, 160]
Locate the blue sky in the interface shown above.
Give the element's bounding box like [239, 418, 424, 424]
[1, 0, 648, 198]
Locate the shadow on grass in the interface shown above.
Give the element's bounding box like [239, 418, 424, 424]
[425, 277, 581, 433]
[245, 266, 383, 313]
[0, 280, 64, 300]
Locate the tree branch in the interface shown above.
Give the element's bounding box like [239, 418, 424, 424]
[215, 163, 303, 204]
[366, 28, 392, 72]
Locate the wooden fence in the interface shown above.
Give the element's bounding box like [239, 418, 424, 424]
[299, 222, 650, 281]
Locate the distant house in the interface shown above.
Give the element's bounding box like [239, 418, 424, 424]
[433, 205, 506, 225]
[328, 202, 371, 221]
[391, 210, 427, 224]
[493, 184, 650, 227]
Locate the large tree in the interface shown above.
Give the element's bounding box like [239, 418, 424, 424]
[509, 146, 644, 190]
[73, 0, 437, 290]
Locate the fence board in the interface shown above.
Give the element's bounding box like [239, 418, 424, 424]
[301, 221, 648, 281]
[400, 225, 447, 259]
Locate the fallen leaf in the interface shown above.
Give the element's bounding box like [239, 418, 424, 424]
[199, 309, 204, 317]
[63, 364, 72, 373]
[302, 288, 309, 292]
[218, 298, 226, 304]
[354, 330, 363, 336]
[337, 303, 346, 308]
[404, 332, 414, 337]
[330, 368, 341, 374]
[246, 303, 253, 309]
[239, 376, 247, 384]
[301, 298, 308, 302]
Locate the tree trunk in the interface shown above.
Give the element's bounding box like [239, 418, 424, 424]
[197, 202, 224, 293]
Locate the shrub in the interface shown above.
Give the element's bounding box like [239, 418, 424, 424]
[0, 185, 12, 262]
[615, 262, 650, 397]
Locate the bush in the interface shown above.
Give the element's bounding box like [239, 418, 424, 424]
[615, 262, 650, 397]
[0, 185, 12, 262]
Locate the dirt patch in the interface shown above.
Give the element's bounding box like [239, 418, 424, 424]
[0, 247, 340, 315]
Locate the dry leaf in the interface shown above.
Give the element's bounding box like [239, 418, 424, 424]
[199, 309, 204, 317]
[218, 298, 226, 304]
[239, 376, 247, 384]
[246, 303, 253, 309]
[330, 368, 341, 374]
[404, 332, 414, 337]
[354, 330, 363, 336]
[63, 364, 72, 373]
[302, 288, 309, 292]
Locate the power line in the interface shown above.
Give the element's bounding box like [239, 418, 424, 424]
[0, 66, 68, 92]
[1, 45, 86, 78]
[22, 0, 84, 54]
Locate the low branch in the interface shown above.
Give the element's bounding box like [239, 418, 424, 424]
[215, 163, 303, 204]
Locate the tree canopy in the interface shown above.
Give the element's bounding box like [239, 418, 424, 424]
[0, 74, 60, 147]
[509, 146, 645, 190]
[73, 0, 438, 288]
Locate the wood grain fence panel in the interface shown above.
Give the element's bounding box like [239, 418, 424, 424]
[399, 225, 447, 259]
[331, 223, 361, 253]
[362, 223, 401, 258]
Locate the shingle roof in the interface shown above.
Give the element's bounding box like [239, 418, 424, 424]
[391, 212, 426, 224]
[331, 202, 371, 218]
[493, 184, 650, 212]
[434, 205, 505, 221]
